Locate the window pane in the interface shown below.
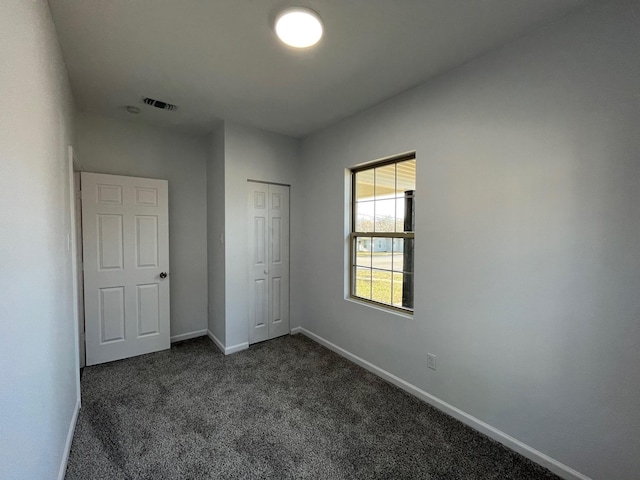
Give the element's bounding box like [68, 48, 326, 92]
[396, 159, 416, 196]
[371, 269, 392, 305]
[371, 247, 392, 271]
[392, 271, 404, 307]
[355, 267, 372, 300]
[395, 198, 406, 232]
[374, 199, 396, 232]
[355, 239, 372, 267]
[392, 239, 405, 272]
[355, 200, 374, 232]
[356, 169, 375, 200]
[375, 163, 396, 198]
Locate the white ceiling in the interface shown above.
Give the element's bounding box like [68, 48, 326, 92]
[49, 0, 587, 138]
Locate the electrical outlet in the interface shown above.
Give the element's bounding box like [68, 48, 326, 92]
[427, 353, 436, 371]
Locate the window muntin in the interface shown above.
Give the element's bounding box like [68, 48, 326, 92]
[350, 155, 415, 313]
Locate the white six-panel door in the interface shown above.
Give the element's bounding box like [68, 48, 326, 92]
[82, 173, 170, 365]
[248, 182, 290, 345]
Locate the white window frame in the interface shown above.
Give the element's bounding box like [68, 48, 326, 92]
[349, 153, 415, 314]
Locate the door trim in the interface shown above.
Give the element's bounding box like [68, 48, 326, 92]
[67, 145, 81, 401]
[247, 179, 291, 187]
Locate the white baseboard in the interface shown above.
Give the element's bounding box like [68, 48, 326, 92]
[206, 330, 249, 355]
[170, 329, 208, 343]
[225, 342, 249, 354]
[207, 330, 225, 354]
[57, 398, 80, 480]
[296, 327, 591, 480]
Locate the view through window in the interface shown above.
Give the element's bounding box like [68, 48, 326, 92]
[351, 154, 415, 312]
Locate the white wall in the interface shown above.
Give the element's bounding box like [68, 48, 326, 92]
[299, 1, 640, 479]
[76, 113, 209, 339]
[207, 124, 226, 342]
[223, 122, 300, 347]
[0, 1, 79, 479]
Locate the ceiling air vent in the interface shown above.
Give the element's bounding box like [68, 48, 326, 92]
[141, 97, 177, 111]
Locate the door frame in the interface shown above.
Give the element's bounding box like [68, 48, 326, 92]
[67, 146, 82, 403]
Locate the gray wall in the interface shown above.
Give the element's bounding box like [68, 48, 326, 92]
[76, 113, 209, 339]
[207, 124, 226, 342]
[223, 122, 300, 347]
[0, 1, 79, 478]
[299, 1, 640, 479]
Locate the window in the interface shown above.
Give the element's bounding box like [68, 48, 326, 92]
[350, 154, 415, 313]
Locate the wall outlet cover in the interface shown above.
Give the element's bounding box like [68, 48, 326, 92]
[427, 353, 436, 370]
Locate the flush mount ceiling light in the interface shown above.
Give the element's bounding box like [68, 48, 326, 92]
[275, 7, 323, 48]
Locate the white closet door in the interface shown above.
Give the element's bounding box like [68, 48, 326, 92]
[248, 182, 290, 345]
[248, 183, 269, 344]
[82, 172, 170, 365]
[267, 184, 290, 339]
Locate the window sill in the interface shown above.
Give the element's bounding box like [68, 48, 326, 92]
[344, 297, 414, 320]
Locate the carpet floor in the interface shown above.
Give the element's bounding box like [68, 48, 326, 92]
[66, 334, 560, 480]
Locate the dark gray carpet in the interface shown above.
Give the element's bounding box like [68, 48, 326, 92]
[66, 334, 560, 480]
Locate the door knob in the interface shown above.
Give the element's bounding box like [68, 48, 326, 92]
[264, 270, 269, 275]
[160, 272, 168, 279]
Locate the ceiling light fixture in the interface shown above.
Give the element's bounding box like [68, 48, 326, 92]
[275, 7, 323, 48]
[126, 106, 141, 115]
